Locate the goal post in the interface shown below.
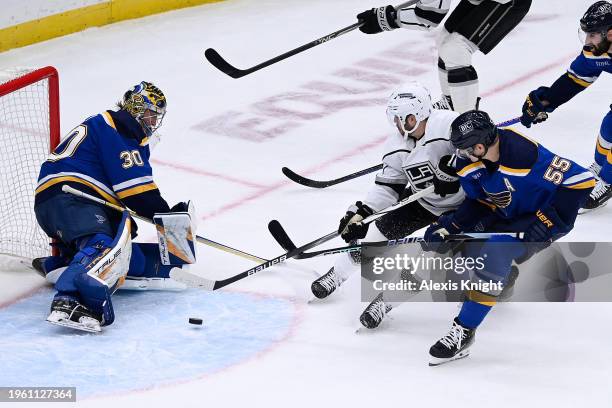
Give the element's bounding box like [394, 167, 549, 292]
[0, 66, 60, 262]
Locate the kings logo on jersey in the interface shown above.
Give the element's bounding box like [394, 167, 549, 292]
[403, 161, 435, 190]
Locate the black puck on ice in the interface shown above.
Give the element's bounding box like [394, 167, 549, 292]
[188, 317, 203, 325]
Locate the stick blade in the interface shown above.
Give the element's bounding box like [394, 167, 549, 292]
[169, 268, 216, 291]
[268, 220, 297, 251]
[204, 48, 247, 79]
[282, 167, 328, 188]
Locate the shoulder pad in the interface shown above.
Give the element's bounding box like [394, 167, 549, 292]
[497, 129, 538, 174]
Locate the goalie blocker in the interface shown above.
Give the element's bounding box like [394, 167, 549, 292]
[153, 200, 197, 266]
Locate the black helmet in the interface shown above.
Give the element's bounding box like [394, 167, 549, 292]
[580, 1, 612, 33]
[450, 110, 497, 150]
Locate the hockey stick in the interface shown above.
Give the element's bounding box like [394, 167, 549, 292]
[270, 220, 524, 259]
[497, 116, 521, 127]
[281, 116, 522, 189]
[204, 0, 419, 79]
[61, 185, 268, 263]
[282, 164, 383, 188]
[171, 185, 435, 291]
[269, 185, 435, 259]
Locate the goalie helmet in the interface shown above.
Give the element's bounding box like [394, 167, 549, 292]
[580, 1, 612, 33]
[386, 81, 432, 137]
[121, 81, 167, 138]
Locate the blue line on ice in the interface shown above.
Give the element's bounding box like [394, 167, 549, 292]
[0, 288, 295, 397]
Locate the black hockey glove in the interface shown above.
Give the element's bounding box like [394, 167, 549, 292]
[433, 155, 460, 197]
[523, 207, 568, 243]
[357, 6, 399, 34]
[170, 201, 190, 212]
[421, 214, 462, 254]
[338, 201, 375, 243]
[520, 87, 553, 128]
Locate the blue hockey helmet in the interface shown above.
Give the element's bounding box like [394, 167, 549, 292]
[121, 81, 167, 138]
[450, 110, 497, 158]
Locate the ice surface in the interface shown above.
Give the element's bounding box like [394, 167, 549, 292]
[0, 0, 610, 406]
[0, 288, 294, 398]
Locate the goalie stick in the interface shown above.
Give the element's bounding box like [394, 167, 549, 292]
[205, 0, 419, 78]
[282, 116, 522, 188]
[61, 185, 267, 263]
[269, 221, 524, 259]
[172, 185, 435, 290]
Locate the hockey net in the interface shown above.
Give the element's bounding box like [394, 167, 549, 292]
[0, 67, 59, 264]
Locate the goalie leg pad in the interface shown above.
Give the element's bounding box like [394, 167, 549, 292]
[54, 211, 132, 326]
[123, 243, 187, 291]
[153, 212, 196, 265]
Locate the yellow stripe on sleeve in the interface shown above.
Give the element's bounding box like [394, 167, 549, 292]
[567, 72, 592, 88]
[35, 176, 121, 205]
[116, 182, 158, 199]
[566, 179, 597, 190]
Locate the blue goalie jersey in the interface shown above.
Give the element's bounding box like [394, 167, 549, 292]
[35, 109, 170, 219]
[455, 128, 596, 219]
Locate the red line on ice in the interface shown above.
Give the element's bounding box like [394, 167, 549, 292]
[151, 158, 267, 189]
[481, 53, 575, 98]
[200, 135, 387, 220]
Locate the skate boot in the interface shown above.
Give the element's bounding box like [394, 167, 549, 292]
[47, 297, 103, 333]
[429, 318, 475, 366]
[580, 178, 611, 213]
[32, 256, 70, 282]
[311, 267, 342, 299]
[360, 293, 393, 329]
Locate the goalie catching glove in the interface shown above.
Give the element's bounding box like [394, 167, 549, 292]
[338, 201, 375, 243]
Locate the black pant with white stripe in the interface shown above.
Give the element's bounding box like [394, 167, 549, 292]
[444, 0, 532, 55]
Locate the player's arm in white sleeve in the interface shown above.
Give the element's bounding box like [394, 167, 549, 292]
[397, 0, 452, 30]
[363, 151, 409, 212]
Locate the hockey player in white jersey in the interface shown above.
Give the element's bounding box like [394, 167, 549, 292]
[310, 81, 464, 329]
[356, 0, 531, 113]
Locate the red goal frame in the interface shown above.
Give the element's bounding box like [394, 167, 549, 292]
[0, 66, 60, 150]
[0, 66, 60, 257]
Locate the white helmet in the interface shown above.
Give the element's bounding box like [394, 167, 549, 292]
[386, 81, 432, 137]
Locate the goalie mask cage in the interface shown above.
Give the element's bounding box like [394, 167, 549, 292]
[0, 67, 59, 262]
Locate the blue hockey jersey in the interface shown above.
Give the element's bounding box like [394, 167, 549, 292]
[35, 109, 170, 219]
[545, 47, 611, 109]
[455, 128, 596, 220]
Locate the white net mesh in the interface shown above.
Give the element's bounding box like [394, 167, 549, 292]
[0, 68, 55, 260]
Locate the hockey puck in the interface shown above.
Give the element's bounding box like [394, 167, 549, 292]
[188, 317, 203, 325]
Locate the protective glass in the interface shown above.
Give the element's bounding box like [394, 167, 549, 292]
[455, 146, 475, 160]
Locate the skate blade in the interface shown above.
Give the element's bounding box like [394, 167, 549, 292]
[428, 349, 470, 367]
[578, 202, 609, 214]
[47, 317, 101, 333]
